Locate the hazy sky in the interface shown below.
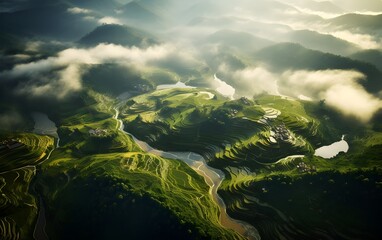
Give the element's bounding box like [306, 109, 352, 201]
[1, 0, 381, 122]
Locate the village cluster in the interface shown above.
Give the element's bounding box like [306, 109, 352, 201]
[88, 128, 108, 137]
[271, 124, 291, 141]
[296, 162, 317, 173]
[0, 139, 24, 150]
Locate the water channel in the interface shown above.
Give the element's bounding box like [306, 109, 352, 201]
[114, 107, 260, 240]
[32, 112, 59, 240]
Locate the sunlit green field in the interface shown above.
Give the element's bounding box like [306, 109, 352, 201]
[0, 133, 54, 239]
[1, 87, 381, 240]
[35, 90, 241, 240]
[121, 88, 382, 239]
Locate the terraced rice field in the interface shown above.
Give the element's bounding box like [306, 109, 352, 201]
[0, 133, 55, 240]
[0, 134, 54, 172]
[34, 91, 241, 239]
[41, 150, 241, 239]
[117, 89, 382, 239]
[0, 167, 38, 240]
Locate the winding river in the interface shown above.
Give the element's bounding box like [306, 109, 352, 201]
[32, 113, 58, 138]
[32, 112, 60, 240]
[31, 108, 260, 239]
[114, 107, 260, 240]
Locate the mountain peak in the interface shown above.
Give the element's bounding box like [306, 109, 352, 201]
[78, 24, 158, 47]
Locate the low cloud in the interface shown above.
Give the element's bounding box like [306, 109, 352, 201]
[18, 64, 83, 98]
[293, 6, 341, 19]
[216, 65, 279, 97]
[330, 30, 380, 49]
[217, 65, 381, 122]
[325, 84, 381, 121]
[1, 44, 175, 99]
[25, 41, 43, 52]
[353, 11, 382, 15]
[213, 74, 235, 99]
[67, 7, 92, 14]
[98, 16, 122, 25]
[279, 69, 382, 122]
[68, 9, 122, 25]
[232, 67, 279, 96]
[83, 16, 96, 21]
[0, 110, 23, 130]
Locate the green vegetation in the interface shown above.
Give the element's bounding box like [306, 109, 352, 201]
[1, 87, 381, 240]
[220, 169, 382, 240]
[38, 152, 239, 239]
[2, 1, 382, 239]
[0, 133, 54, 171]
[34, 90, 240, 240]
[120, 88, 382, 240]
[121, 88, 268, 160]
[350, 49, 382, 71]
[83, 63, 180, 96]
[216, 99, 382, 239]
[0, 133, 54, 239]
[121, 91, 319, 169]
[0, 167, 38, 240]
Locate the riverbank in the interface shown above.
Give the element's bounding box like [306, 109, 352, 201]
[114, 107, 260, 240]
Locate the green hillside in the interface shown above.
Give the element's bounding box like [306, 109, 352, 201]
[350, 49, 382, 71]
[119, 87, 382, 239]
[254, 43, 382, 93]
[78, 24, 158, 47]
[0, 1, 97, 40]
[1, 0, 382, 239]
[0, 133, 54, 239]
[284, 30, 359, 55]
[33, 90, 240, 240]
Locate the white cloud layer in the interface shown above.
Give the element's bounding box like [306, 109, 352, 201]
[1, 44, 174, 99]
[218, 65, 381, 122]
[98, 16, 122, 25]
[67, 7, 92, 14]
[232, 67, 279, 96]
[330, 30, 381, 49]
[279, 69, 382, 122]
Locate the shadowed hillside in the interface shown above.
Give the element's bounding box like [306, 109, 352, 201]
[78, 24, 158, 47]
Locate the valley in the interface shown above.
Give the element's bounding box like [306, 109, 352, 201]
[1, 0, 382, 239]
[1, 81, 381, 240]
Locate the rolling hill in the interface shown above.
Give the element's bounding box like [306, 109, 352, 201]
[327, 13, 382, 33]
[0, 1, 97, 41]
[331, 0, 382, 11]
[350, 49, 382, 71]
[67, 0, 119, 14]
[33, 90, 240, 240]
[205, 29, 273, 52]
[284, 30, 359, 55]
[300, 0, 343, 13]
[118, 1, 166, 28]
[1, 1, 382, 240]
[78, 24, 158, 47]
[119, 87, 382, 240]
[254, 43, 382, 93]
